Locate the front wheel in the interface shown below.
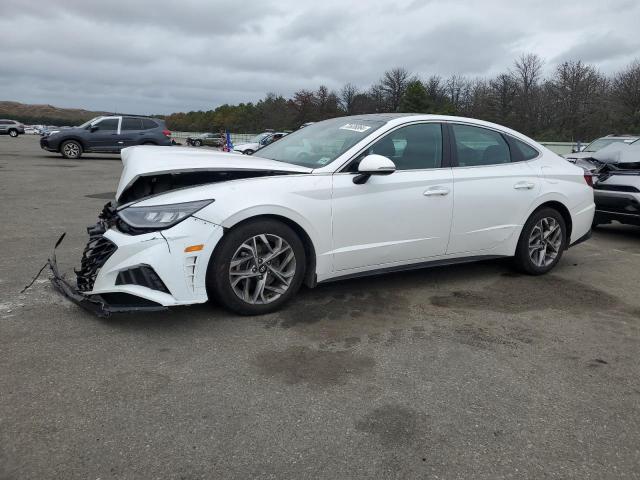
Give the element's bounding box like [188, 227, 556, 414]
[243, 149, 254, 155]
[60, 140, 83, 159]
[514, 208, 567, 275]
[207, 219, 306, 315]
[193, 140, 202, 147]
[8, 129, 18, 137]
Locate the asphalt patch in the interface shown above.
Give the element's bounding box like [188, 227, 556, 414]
[355, 404, 430, 447]
[430, 274, 626, 315]
[252, 346, 375, 387]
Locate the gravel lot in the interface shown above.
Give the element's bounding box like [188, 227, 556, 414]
[1, 135, 639, 479]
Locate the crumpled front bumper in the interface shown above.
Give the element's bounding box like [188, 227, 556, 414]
[49, 214, 224, 317]
[49, 244, 167, 318]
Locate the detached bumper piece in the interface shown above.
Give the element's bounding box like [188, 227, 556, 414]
[49, 230, 168, 318]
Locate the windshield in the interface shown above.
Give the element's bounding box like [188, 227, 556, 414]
[584, 138, 631, 152]
[255, 117, 386, 168]
[77, 116, 103, 128]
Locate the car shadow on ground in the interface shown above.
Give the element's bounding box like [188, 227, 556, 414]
[98, 258, 513, 332]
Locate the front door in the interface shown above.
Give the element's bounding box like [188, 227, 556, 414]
[331, 122, 454, 272]
[86, 117, 121, 151]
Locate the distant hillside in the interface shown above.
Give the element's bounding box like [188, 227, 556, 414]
[0, 101, 113, 126]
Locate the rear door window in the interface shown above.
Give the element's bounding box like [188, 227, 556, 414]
[122, 118, 143, 130]
[452, 124, 510, 167]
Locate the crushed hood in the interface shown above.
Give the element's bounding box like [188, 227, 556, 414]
[116, 146, 312, 201]
[591, 142, 640, 164]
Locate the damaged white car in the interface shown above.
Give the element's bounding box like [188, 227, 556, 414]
[51, 114, 595, 316]
[573, 140, 640, 227]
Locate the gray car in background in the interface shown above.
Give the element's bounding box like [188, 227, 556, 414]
[0, 119, 25, 137]
[40, 115, 172, 159]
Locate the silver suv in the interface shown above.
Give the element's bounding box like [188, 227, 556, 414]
[0, 119, 25, 137]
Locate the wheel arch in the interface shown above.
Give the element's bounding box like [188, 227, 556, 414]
[219, 213, 318, 288]
[58, 136, 87, 151]
[529, 200, 573, 244]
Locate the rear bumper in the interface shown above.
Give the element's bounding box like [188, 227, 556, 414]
[594, 190, 640, 225]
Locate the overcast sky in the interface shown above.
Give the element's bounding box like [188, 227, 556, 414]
[1, 0, 639, 114]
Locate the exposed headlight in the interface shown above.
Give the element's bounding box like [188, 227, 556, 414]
[117, 200, 214, 231]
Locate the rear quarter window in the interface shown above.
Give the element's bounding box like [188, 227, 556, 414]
[510, 137, 540, 161]
[142, 119, 158, 129]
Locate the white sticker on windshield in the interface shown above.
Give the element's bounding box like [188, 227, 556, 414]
[339, 123, 372, 133]
[317, 157, 331, 165]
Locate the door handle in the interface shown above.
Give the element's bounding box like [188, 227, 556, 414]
[514, 182, 535, 190]
[423, 186, 450, 196]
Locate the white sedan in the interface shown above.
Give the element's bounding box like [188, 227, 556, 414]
[51, 114, 595, 316]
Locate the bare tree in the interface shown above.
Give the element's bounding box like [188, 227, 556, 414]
[611, 59, 640, 131]
[380, 68, 412, 111]
[511, 53, 544, 132]
[339, 83, 359, 115]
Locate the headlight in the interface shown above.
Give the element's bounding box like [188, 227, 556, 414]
[117, 200, 214, 231]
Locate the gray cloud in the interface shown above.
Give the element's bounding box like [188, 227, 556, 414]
[1, 0, 639, 114]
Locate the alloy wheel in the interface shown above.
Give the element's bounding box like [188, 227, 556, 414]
[228, 234, 296, 304]
[9, 130, 18, 137]
[63, 142, 80, 158]
[528, 217, 562, 267]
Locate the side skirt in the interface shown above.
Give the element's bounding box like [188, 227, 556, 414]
[317, 255, 508, 285]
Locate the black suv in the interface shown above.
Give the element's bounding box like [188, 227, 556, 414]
[40, 115, 172, 159]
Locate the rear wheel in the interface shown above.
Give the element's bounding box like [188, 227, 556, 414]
[8, 129, 18, 137]
[514, 208, 566, 275]
[193, 140, 202, 147]
[207, 219, 306, 315]
[60, 140, 82, 159]
[243, 149, 254, 155]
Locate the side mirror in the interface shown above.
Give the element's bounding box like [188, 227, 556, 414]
[353, 154, 396, 184]
[571, 147, 578, 153]
[90, 124, 99, 132]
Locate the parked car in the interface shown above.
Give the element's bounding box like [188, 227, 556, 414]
[0, 119, 25, 137]
[24, 126, 39, 135]
[40, 116, 172, 159]
[233, 132, 287, 155]
[573, 141, 640, 227]
[186, 132, 224, 147]
[563, 135, 639, 162]
[50, 114, 594, 317]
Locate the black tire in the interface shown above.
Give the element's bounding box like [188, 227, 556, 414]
[60, 140, 83, 159]
[8, 129, 18, 137]
[514, 207, 567, 275]
[243, 149, 254, 155]
[193, 140, 202, 147]
[206, 219, 306, 315]
[142, 141, 157, 145]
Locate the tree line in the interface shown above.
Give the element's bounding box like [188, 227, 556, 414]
[166, 54, 640, 142]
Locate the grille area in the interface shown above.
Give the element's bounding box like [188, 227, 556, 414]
[115, 265, 170, 294]
[76, 231, 118, 292]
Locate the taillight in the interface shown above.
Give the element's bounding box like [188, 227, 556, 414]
[162, 129, 171, 137]
[583, 173, 594, 187]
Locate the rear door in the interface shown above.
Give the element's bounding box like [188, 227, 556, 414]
[120, 117, 144, 147]
[446, 123, 541, 255]
[86, 117, 121, 151]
